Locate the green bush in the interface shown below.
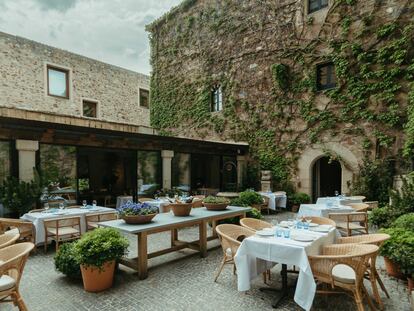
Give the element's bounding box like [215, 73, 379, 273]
[203, 196, 230, 204]
[392, 213, 414, 232]
[230, 197, 248, 207]
[369, 206, 402, 228]
[380, 227, 414, 276]
[54, 242, 81, 279]
[73, 228, 129, 269]
[238, 190, 263, 206]
[247, 207, 263, 220]
[290, 192, 311, 205]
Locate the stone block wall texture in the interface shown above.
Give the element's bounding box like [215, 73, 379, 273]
[0, 31, 150, 126]
[147, 0, 414, 190]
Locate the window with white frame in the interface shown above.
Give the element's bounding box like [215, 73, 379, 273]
[211, 84, 223, 112]
[47, 65, 69, 98]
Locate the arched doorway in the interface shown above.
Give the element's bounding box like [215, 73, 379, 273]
[312, 156, 342, 202]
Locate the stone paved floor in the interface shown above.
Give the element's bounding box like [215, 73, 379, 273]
[4, 212, 412, 311]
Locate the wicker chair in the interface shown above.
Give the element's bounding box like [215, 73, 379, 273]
[214, 224, 256, 282]
[364, 201, 379, 211]
[308, 243, 379, 311]
[138, 197, 154, 203]
[240, 218, 272, 231]
[303, 216, 336, 227]
[85, 212, 118, 231]
[337, 234, 391, 309]
[0, 232, 20, 249]
[0, 219, 35, 244]
[0, 242, 34, 311]
[348, 195, 366, 201]
[346, 203, 369, 212]
[259, 196, 270, 215]
[329, 212, 368, 236]
[44, 216, 81, 252]
[104, 196, 116, 208]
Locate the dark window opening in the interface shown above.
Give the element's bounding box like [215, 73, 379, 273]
[82, 100, 98, 118]
[316, 62, 337, 91]
[308, 0, 329, 14]
[139, 89, 150, 108]
[211, 84, 223, 112]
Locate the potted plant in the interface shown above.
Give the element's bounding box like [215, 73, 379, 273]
[238, 190, 263, 210]
[380, 227, 413, 279]
[202, 196, 230, 211]
[117, 201, 158, 224]
[73, 227, 129, 292]
[170, 199, 193, 216]
[54, 242, 81, 279]
[290, 192, 311, 213]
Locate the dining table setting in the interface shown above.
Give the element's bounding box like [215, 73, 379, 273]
[297, 195, 362, 218]
[234, 219, 338, 311]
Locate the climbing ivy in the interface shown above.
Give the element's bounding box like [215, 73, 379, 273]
[148, 0, 414, 187]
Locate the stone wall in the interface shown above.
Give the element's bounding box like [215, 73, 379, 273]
[0, 31, 150, 126]
[147, 0, 414, 192]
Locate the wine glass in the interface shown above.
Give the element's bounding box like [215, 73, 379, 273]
[82, 200, 87, 208]
[92, 200, 97, 208]
[334, 190, 339, 197]
[271, 218, 278, 229]
[59, 203, 65, 210]
[44, 202, 49, 212]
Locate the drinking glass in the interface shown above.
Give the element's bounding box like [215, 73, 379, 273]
[59, 203, 64, 210]
[303, 222, 310, 230]
[271, 219, 278, 228]
[334, 190, 339, 197]
[92, 200, 97, 208]
[283, 229, 290, 238]
[44, 203, 49, 212]
[82, 200, 87, 208]
[276, 227, 283, 237]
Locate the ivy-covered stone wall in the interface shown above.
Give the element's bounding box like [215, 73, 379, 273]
[147, 0, 414, 189]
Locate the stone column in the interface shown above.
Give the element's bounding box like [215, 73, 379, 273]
[237, 155, 247, 189]
[16, 140, 39, 182]
[161, 150, 174, 189]
[261, 170, 272, 192]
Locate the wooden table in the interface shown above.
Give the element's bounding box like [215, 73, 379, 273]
[99, 206, 251, 279]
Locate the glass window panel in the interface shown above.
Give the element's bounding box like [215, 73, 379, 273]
[172, 153, 191, 192]
[140, 89, 150, 108]
[48, 67, 68, 98]
[83, 101, 97, 118]
[137, 151, 161, 197]
[0, 141, 11, 185]
[317, 63, 336, 90]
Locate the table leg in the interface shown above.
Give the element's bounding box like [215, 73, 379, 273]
[170, 229, 178, 247]
[212, 220, 217, 238]
[260, 264, 289, 308]
[137, 232, 148, 280]
[199, 220, 207, 258]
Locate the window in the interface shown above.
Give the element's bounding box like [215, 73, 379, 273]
[316, 63, 337, 91]
[82, 100, 98, 118]
[308, 0, 328, 14]
[211, 85, 223, 112]
[47, 65, 69, 98]
[139, 89, 150, 108]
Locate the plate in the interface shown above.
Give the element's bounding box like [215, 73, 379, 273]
[308, 223, 318, 227]
[291, 235, 315, 242]
[279, 221, 293, 228]
[256, 230, 274, 237]
[311, 225, 331, 233]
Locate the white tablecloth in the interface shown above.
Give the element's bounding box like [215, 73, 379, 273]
[235, 227, 337, 311]
[316, 196, 363, 206]
[259, 192, 287, 210]
[21, 206, 115, 244]
[297, 204, 354, 218]
[116, 196, 133, 209]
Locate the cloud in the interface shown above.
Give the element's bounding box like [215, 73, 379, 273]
[0, 0, 183, 74]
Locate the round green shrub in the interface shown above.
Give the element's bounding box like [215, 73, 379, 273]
[392, 213, 414, 231]
[54, 242, 81, 279]
[369, 206, 402, 228]
[238, 190, 263, 206]
[290, 192, 311, 205]
[73, 228, 129, 269]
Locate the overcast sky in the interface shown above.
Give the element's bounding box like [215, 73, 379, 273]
[0, 0, 182, 75]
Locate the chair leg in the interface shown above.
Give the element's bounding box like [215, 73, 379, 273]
[214, 257, 226, 282]
[362, 283, 376, 311]
[12, 291, 28, 311]
[353, 288, 365, 311]
[369, 269, 384, 309]
[233, 263, 236, 275]
[44, 236, 48, 253]
[375, 270, 390, 298]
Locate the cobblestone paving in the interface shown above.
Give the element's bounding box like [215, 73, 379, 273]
[4, 213, 412, 311]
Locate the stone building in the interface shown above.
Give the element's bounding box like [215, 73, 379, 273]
[147, 0, 414, 198]
[0, 31, 247, 211]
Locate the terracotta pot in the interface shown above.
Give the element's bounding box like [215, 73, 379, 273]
[170, 203, 192, 216]
[203, 202, 229, 211]
[408, 277, 413, 292]
[384, 257, 405, 279]
[80, 261, 116, 292]
[121, 214, 156, 224]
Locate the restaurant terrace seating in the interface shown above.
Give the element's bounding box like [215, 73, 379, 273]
[346, 203, 369, 212]
[0, 242, 34, 311]
[239, 218, 272, 231]
[0, 232, 20, 249]
[328, 212, 368, 236]
[303, 216, 336, 227]
[44, 216, 81, 252]
[0, 219, 35, 245]
[85, 212, 118, 231]
[308, 243, 379, 311]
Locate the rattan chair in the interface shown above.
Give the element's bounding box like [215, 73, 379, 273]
[138, 197, 154, 203]
[303, 216, 336, 227]
[349, 195, 366, 201]
[364, 201, 379, 211]
[337, 234, 391, 309]
[240, 218, 272, 231]
[0, 242, 34, 311]
[85, 212, 118, 231]
[0, 233, 20, 249]
[0, 219, 35, 244]
[308, 243, 379, 311]
[329, 212, 368, 236]
[214, 224, 255, 282]
[44, 216, 81, 252]
[346, 203, 369, 212]
[260, 196, 271, 214]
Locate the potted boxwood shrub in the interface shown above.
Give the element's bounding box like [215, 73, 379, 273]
[290, 192, 311, 213]
[202, 196, 230, 211]
[54, 242, 81, 279]
[73, 227, 129, 292]
[117, 201, 159, 224]
[238, 190, 263, 210]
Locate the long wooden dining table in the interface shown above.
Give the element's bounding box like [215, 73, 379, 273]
[99, 206, 251, 279]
